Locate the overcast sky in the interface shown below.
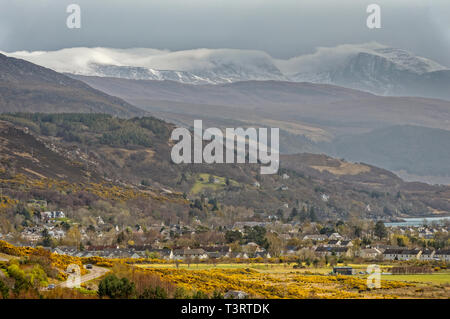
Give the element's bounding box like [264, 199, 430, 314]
[0, 0, 449, 66]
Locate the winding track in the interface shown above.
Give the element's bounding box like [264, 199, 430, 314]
[56, 266, 110, 289]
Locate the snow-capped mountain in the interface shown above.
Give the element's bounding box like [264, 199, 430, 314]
[372, 47, 445, 74]
[1, 47, 288, 84]
[88, 64, 215, 84]
[290, 47, 450, 98]
[2, 44, 449, 100]
[89, 59, 287, 84]
[86, 50, 288, 84]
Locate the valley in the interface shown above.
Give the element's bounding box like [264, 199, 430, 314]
[0, 47, 448, 300]
[69, 75, 450, 182]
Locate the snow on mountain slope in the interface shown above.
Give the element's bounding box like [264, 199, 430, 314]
[1, 47, 287, 84]
[372, 47, 445, 74]
[291, 46, 446, 79]
[2, 44, 449, 99]
[286, 44, 450, 99]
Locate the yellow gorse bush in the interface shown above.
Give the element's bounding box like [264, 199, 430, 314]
[0, 173, 186, 203]
[139, 268, 413, 299]
[0, 240, 86, 277]
[0, 196, 18, 210]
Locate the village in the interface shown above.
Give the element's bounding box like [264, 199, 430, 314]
[2, 205, 449, 265]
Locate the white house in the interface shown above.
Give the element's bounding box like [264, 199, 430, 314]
[434, 249, 450, 262]
[171, 249, 208, 260]
[315, 246, 351, 258]
[42, 211, 65, 220]
[383, 248, 421, 261]
[419, 249, 435, 261]
[328, 233, 343, 240]
[358, 248, 382, 259]
[303, 234, 328, 241]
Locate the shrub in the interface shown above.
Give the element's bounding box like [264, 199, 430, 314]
[139, 286, 168, 299]
[191, 290, 209, 299]
[0, 280, 9, 299]
[98, 274, 135, 299]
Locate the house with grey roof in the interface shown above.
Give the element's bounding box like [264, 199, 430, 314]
[434, 249, 450, 262]
[383, 248, 421, 261]
[171, 248, 208, 260]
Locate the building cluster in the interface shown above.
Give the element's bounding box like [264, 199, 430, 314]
[391, 225, 448, 239]
[382, 248, 450, 262]
[41, 211, 66, 220]
[6, 203, 449, 264]
[49, 244, 271, 260]
[305, 230, 450, 261]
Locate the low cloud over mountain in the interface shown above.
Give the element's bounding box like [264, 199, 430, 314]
[3, 43, 449, 100]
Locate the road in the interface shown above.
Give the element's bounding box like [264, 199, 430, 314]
[1, 254, 109, 290]
[56, 266, 110, 289]
[0, 253, 13, 262]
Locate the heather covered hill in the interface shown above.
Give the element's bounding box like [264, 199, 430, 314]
[0, 113, 176, 186]
[0, 120, 98, 182]
[0, 54, 145, 117]
[0, 113, 449, 222]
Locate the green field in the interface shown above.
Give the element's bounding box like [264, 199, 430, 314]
[382, 273, 450, 285]
[191, 173, 240, 194]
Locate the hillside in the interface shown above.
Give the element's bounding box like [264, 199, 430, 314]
[0, 54, 145, 117]
[0, 113, 176, 187]
[326, 125, 450, 178]
[291, 48, 450, 101]
[68, 75, 450, 180]
[0, 120, 98, 182]
[68, 76, 450, 135]
[0, 113, 449, 227]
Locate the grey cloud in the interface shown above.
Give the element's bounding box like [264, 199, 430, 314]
[0, 0, 449, 66]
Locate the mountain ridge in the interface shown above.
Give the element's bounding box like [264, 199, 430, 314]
[5, 45, 449, 100]
[67, 74, 450, 182]
[0, 53, 146, 117]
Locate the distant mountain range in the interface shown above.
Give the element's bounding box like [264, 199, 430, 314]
[1, 49, 449, 184]
[69, 75, 450, 182]
[69, 75, 450, 133]
[0, 53, 145, 117]
[4, 44, 450, 100]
